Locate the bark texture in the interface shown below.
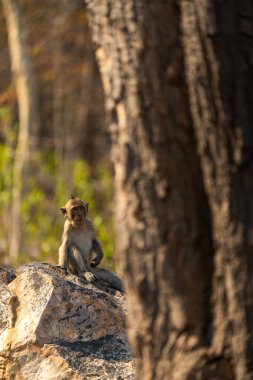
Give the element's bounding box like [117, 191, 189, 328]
[180, 2, 253, 379]
[85, 1, 253, 379]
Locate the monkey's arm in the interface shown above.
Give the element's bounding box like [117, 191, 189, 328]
[90, 239, 104, 267]
[58, 235, 70, 269]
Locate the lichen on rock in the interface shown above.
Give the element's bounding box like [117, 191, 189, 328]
[0, 262, 135, 380]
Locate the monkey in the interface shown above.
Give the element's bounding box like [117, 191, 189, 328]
[58, 196, 124, 292]
[59, 196, 103, 272]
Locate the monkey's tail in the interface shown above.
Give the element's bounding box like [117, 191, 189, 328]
[92, 267, 124, 293]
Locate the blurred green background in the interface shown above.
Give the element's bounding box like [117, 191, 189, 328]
[0, 0, 115, 268]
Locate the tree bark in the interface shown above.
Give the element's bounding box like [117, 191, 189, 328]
[2, 0, 40, 259]
[85, 1, 253, 379]
[180, 2, 253, 379]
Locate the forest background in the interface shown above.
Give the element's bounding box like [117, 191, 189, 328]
[0, 0, 113, 268]
[1, 0, 253, 378]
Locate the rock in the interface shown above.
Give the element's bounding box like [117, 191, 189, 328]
[0, 267, 16, 285]
[0, 262, 135, 380]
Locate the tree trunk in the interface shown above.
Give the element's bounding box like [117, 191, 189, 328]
[52, 0, 71, 188]
[180, 2, 253, 379]
[2, 0, 40, 259]
[85, 1, 253, 379]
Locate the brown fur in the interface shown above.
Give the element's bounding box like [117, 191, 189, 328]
[58, 196, 124, 292]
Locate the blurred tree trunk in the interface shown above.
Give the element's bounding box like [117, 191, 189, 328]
[52, 0, 70, 188]
[86, 1, 253, 379]
[2, 0, 40, 260]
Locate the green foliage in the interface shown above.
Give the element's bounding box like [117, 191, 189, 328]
[0, 106, 11, 125]
[0, 146, 115, 269]
[0, 143, 12, 206]
[72, 159, 115, 267]
[0, 143, 12, 258]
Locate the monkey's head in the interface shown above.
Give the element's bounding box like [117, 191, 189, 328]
[61, 196, 89, 227]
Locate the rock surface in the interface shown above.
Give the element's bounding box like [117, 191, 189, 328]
[0, 263, 135, 379]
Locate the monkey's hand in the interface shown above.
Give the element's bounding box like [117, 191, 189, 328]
[90, 256, 101, 267]
[82, 271, 97, 283]
[91, 239, 104, 267]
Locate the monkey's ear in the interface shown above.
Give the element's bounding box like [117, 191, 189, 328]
[86, 203, 89, 211]
[70, 194, 76, 199]
[60, 207, 67, 216]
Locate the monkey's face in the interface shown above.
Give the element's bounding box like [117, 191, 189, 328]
[61, 197, 89, 227]
[70, 205, 87, 227]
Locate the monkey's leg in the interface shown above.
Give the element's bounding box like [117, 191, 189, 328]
[90, 239, 104, 267]
[67, 253, 79, 275]
[92, 267, 124, 292]
[71, 246, 96, 283]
